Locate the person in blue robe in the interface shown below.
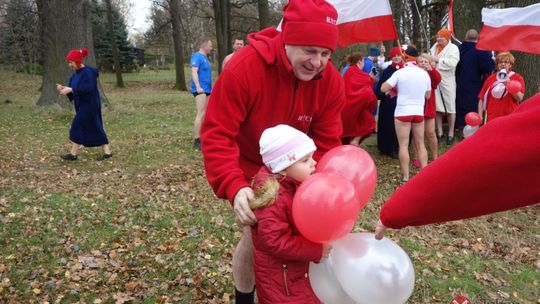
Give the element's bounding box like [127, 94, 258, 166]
[57, 48, 111, 161]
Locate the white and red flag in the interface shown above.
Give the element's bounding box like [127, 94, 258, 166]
[328, 0, 398, 47]
[277, 0, 398, 48]
[477, 3, 540, 55]
[447, 0, 455, 33]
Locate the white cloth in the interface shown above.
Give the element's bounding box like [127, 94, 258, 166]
[430, 42, 460, 113]
[259, 124, 316, 173]
[385, 64, 431, 117]
[378, 56, 391, 70]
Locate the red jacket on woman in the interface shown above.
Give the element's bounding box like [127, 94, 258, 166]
[201, 28, 345, 203]
[380, 93, 540, 228]
[251, 167, 323, 304]
[478, 72, 525, 123]
[341, 64, 377, 141]
[424, 68, 442, 118]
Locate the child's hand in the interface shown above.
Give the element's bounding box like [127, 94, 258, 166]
[375, 219, 387, 240]
[322, 244, 333, 258]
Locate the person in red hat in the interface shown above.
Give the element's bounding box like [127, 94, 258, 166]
[57, 48, 112, 161]
[374, 92, 540, 239]
[200, 0, 344, 302]
[376, 47, 404, 159]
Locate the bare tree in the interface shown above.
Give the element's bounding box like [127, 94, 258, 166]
[257, 0, 270, 29]
[169, 0, 187, 90]
[36, 0, 108, 107]
[105, 0, 125, 87]
[453, 0, 485, 41]
[213, 0, 231, 73]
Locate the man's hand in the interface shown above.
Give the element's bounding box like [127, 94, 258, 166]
[374, 219, 388, 240]
[233, 187, 257, 225]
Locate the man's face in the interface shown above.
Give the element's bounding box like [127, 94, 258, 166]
[233, 40, 244, 51]
[202, 41, 213, 54]
[285, 45, 332, 81]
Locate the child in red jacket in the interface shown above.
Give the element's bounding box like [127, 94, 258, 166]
[249, 124, 331, 304]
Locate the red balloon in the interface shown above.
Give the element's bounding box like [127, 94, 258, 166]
[506, 80, 521, 95]
[293, 173, 361, 244]
[464, 112, 482, 127]
[316, 145, 376, 209]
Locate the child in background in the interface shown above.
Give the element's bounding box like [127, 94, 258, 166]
[249, 124, 331, 303]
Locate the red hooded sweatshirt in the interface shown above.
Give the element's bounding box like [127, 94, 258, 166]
[341, 64, 377, 140]
[380, 93, 540, 228]
[251, 167, 322, 304]
[201, 28, 345, 203]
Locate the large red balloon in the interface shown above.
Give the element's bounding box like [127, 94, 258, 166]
[506, 80, 521, 95]
[316, 145, 377, 209]
[293, 173, 361, 244]
[465, 112, 482, 127]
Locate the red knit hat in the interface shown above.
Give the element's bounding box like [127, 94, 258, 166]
[389, 47, 402, 58]
[281, 0, 338, 51]
[66, 48, 88, 65]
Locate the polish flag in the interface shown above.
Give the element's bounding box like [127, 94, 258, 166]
[328, 0, 398, 47]
[477, 3, 540, 55]
[447, 0, 454, 33]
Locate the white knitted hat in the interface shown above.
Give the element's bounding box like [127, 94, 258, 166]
[259, 124, 316, 173]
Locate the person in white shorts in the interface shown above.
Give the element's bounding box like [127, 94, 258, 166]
[381, 47, 431, 183]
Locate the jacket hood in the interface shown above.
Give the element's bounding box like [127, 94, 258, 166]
[252, 166, 299, 192]
[247, 27, 281, 66]
[78, 66, 99, 78]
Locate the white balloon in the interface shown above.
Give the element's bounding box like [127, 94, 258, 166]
[463, 125, 479, 138]
[331, 233, 415, 304]
[309, 258, 358, 304]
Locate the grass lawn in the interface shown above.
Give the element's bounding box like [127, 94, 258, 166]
[0, 66, 538, 304]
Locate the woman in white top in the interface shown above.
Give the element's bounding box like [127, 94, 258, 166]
[381, 47, 431, 182]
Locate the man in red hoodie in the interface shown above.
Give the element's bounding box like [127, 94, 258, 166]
[201, 0, 344, 302]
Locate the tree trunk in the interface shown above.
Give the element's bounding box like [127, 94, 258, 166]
[425, 0, 448, 48]
[213, 0, 230, 74]
[257, 0, 270, 30]
[383, 0, 402, 52]
[36, 0, 108, 107]
[105, 0, 125, 88]
[411, 0, 420, 47]
[169, 0, 187, 91]
[452, 0, 485, 41]
[510, 0, 540, 98]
